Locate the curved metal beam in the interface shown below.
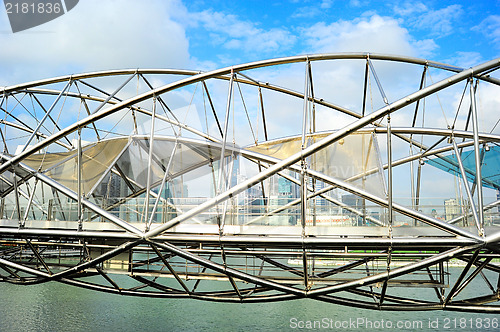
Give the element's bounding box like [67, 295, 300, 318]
[143, 58, 500, 239]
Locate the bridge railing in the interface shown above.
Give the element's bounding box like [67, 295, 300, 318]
[2, 194, 499, 229]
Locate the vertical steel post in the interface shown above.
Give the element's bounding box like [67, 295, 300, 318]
[386, 117, 394, 305]
[301, 60, 309, 233]
[12, 167, 21, 223]
[387, 116, 393, 228]
[470, 78, 484, 236]
[415, 160, 422, 225]
[144, 96, 157, 230]
[217, 72, 234, 191]
[0, 94, 7, 154]
[361, 133, 366, 225]
[258, 87, 268, 141]
[308, 61, 317, 228]
[217, 70, 235, 233]
[0, 197, 4, 219]
[362, 59, 369, 117]
[411, 66, 427, 225]
[409, 144, 416, 223]
[77, 127, 83, 230]
[300, 60, 310, 288]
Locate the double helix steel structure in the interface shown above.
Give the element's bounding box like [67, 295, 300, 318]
[1, 53, 500, 312]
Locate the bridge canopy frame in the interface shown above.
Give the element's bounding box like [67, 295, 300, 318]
[1, 53, 500, 312]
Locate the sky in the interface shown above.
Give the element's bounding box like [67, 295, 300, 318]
[0, 0, 499, 85]
[2, 0, 500, 203]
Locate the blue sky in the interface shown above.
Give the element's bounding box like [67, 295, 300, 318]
[1, 0, 500, 201]
[1, 0, 499, 85]
[185, 0, 499, 65]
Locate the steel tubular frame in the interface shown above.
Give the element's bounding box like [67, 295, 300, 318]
[1, 53, 500, 312]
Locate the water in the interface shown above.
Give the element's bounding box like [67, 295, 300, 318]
[0, 270, 499, 331]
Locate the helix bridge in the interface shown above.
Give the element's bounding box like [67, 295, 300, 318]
[1, 53, 500, 312]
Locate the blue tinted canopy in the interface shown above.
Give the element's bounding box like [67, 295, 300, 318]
[425, 145, 500, 190]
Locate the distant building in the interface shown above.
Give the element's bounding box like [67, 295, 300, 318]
[444, 198, 460, 221]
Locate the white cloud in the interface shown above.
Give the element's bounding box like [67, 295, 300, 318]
[292, 0, 363, 19]
[393, 1, 427, 16]
[291, 6, 320, 19]
[411, 39, 439, 58]
[414, 5, 463, 36]
[473, 15, 500, 48]
[194, 10, 296, 55]
[229, 14, 449, 141]
[301, 14, 436, 57]
[394, 3, 463, 37]
[445, 51, 483, 68]
[349, 0, 363, 8]
[0, 0, 191, 85]
[320, 0, 334, 9]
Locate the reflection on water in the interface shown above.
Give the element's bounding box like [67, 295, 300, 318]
[0, 268, 498, 331]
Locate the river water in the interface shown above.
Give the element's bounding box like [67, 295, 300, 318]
[0, 269, 498, 331]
